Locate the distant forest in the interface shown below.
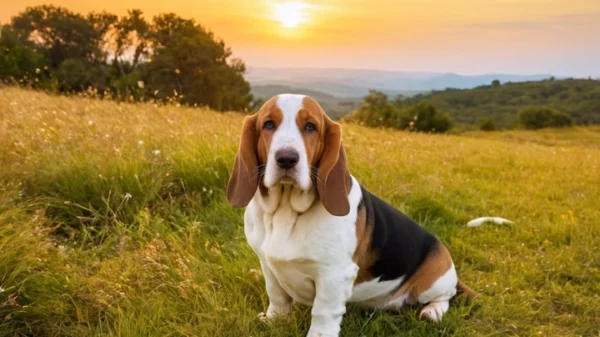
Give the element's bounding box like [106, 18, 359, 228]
[0, 5, 255, 111]
[395, 79, 600, 127]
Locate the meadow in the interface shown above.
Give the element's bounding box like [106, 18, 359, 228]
[1, 87, 599, 337]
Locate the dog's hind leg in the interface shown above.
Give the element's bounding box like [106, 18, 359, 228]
[387, 242, 458, 322]
[416, 264, 457, 322]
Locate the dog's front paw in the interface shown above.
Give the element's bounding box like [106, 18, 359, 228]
[306, 330, 337, 337]
[258, 303, 292, 323]
[257, 311, 269, 323]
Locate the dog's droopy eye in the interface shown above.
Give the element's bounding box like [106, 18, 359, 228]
[304, 122, 316, 132]
[264, 121, 275, 130]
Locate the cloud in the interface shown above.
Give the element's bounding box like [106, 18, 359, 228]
[470, 21, 541, 30]
[551, 12, 600, 25]
[457, 11, 600, 32]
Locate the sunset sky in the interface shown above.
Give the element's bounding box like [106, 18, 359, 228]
[2, 0, 599, 77]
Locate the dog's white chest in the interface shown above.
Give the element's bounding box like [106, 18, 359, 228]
[261, 192, 320, 305]
[245, 186, 358, 306]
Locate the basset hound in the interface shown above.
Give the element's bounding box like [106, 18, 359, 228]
[226, 94, 478, 337]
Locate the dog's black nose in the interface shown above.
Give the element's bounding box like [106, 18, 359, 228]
[275, 150, 299, 169]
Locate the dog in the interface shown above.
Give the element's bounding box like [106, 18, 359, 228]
[226, 94, 478, 337]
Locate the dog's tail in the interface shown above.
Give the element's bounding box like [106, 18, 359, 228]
[457, 279, 480, 299]
[467, 217, 513, 228]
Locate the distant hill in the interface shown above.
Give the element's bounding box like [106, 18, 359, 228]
[246, 67, 552, 98]
[251, 84, 361, 119]
[252, 84, 340, 101]
[395, 78, 600, 127]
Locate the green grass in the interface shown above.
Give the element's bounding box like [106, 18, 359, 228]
[1, 87, 599, 337]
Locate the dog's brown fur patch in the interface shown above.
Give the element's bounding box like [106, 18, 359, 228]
[391, 242, 453, 302]
[352, 202, 378, 284]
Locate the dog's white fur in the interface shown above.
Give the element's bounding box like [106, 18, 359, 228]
[263, 95, 312, 191]
[467, 217, 514, 227]
[243, 94, 458, 337]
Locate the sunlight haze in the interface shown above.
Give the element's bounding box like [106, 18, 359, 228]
[2, 0, 599, 76]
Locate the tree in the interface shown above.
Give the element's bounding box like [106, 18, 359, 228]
[0, 6, 254, 111]
[10, 5, 114, 68]
[350, 90, 400, 128]
[350, 93, 453, 133]
[144, 13, 253, 110]
[55, 58, 109, 92]
[491, 79, 501, 87]
[519, 107, 573, 129]
[402, 101, 453, 133]
[0, 25, 46, 84]
[111, 9, 150, 75]
[479, 117, 497, 131]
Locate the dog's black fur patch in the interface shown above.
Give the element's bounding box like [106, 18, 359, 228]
[360, 186, 439, 282]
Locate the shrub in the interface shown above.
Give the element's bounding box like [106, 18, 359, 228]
[479, 117, 497, 131]
[351, 93, 453, 133]
[402, 101, 453, 133]
[519, 107, 573, 129]
[350, 90, 402, 128]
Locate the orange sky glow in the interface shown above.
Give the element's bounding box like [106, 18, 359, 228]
[2, 0, 599, 76]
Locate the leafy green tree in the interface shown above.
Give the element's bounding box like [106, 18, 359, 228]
[112, 9, 150, 75]
[351, 93, 453, 133]
[145, 13, 252, 110]
[402, 101, 453, 133]
[0, 25, 46, 84]
[479, 117, 497, 131]
[10, 5, 114, 68]
[55, 58, 109, 92]
[0, 6, 254, 111]
[351, 90, 400, 127]
[491, 79, 501, 87]
[519, 107, 573, 129]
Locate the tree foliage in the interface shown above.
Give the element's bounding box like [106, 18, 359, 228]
[0, 5, 254, 111]
[396, 78, 600, 127]
[519, 107, 573, 130]
[350, 90, 453, 133]
[479, 117, 497, 131]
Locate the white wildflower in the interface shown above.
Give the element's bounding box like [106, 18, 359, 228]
[124, 193, 132, 201]
[152, 149, 161, 156]
[138, 140, 144, 145]
[137, 81, 145, 89]
[88, 120, 95, 126]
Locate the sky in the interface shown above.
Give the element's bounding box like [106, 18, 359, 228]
[2, 0, 599, 77]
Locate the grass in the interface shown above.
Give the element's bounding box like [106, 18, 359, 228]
[1, 87, 599, 337]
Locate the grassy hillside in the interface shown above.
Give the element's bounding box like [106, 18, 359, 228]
[1, 88, 599, 337]
[396, 78, 600, 127]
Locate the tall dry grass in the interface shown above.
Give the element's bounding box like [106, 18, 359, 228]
[0, 87, 599, 336]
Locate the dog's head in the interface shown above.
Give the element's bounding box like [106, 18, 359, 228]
[226, 94, 350, 216]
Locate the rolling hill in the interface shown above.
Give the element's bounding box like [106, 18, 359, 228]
[395, 78, 600, 128]
[246, 67, 553, 98]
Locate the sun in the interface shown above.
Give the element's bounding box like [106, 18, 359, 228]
[276, 2, 307, 28]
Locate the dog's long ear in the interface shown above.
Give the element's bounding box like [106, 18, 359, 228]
[316, 119, 350, 216]
[227, 115, 259, 208]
